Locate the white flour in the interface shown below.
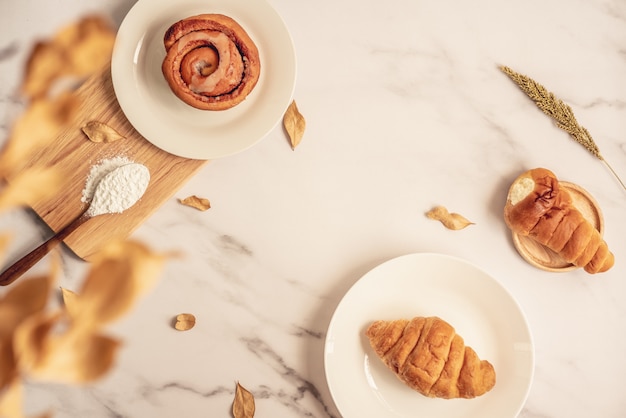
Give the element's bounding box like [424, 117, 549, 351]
[81, 157, 150, 217]
[81, 156, 132, 203]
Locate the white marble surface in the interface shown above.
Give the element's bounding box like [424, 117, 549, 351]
[1, 0, 626, 417]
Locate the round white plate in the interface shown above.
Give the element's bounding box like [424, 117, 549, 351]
[111, 0, 296, 159]
[324, 253, 534, 418]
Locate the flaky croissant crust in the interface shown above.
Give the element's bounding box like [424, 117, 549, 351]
[366, 316, 496, 399]
[504, 168, 614, 274]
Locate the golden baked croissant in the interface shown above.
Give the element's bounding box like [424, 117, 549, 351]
[504, 168, 614, 274]
[365, 316, 496, 399]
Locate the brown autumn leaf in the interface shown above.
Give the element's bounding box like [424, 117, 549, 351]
[233, 382, 255, 418]
[81, 121, 125, 143]
[39, 332, 120, 383]
[426, 206, 475, 230]
[14, 315, 120, 384]
[173, 313, 196, 331]
[0, 381, 50, 418]
[21, 41, 68, 99]
[0, 168, 62, 213]
[11, 311, 59, 378]
[55, 15, 116, 78]
[0, 94, 79, 175]
[0, 379, 22, 418]
[179, 195, 211, 211]
[22, 15, 115, 99]
[68, 240, 168, 328]
[283, 100, 306, 149]
[0, 275, 52, 339]
[0, 266, 57, 392]
[60, 287, 80, 319]
[0, 340, 17, 393]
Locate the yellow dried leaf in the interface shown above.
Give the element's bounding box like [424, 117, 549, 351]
[426, 206, 474, 230]
[22, 15, 115, 98]
[61, 287, 80, 319]
[233, 382, 255, 418]
[43, 332, 120, 383]
[0, 341, 17, 395]
[15, 318, 120, 384]
[173, 313, 196, 331]
[72, 240, 168, 328]
[12, 312, 58, 376]
[0, 94, 79, 175]
[0, 168, 62, 213]
[0, 377, 50, 418]
[0, 379, 22, 418]
[81, 121, 125, 143]
[59, 16, 116, 78]
[21, 41, 67, 99]
[179, 195, 211, 211]
[283, 100, 306, 149]
[0, 275, 52, 339]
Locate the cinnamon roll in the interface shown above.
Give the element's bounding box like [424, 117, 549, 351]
[161, 14, 261, 111]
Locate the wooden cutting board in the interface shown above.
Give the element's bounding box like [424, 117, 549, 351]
[16, 64, 208, 261]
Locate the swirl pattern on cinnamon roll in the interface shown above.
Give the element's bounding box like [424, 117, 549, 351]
[161, 14, 261, 111]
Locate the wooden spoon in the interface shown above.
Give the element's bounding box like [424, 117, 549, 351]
[0, 163, 149, 286]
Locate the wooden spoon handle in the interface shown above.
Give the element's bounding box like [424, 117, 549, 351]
[0, 211, 90, 286]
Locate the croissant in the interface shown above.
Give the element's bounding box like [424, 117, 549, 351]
[504, 168, 614, 274]
[161, 14, 261, 111]
[365, 316, 496, 399]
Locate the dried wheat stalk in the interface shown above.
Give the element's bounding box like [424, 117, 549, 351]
[500, 65, 625, 192]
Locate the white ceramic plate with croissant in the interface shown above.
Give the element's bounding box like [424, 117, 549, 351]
[324, 253, 534, 418]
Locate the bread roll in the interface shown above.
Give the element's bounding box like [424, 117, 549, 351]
[161, 14, 260, 111]
[504, 168, 614, 273]
[365, 316, 496, 399]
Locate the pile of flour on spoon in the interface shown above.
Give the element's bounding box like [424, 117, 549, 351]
[81, 156, 150, 216]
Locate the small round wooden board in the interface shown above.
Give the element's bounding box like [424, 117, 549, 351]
[511, 181, 604, 272]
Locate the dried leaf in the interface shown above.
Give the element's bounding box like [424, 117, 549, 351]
[2, 266, 58, 385]
[14, 315, 120, 384]
[0, 168, 62, 213]
[283, 100, 306, 149]
[21, 41, 68, 99]
[233, 382, 255, 418]
[173, 313, 196, 331]
[0, 341, 17, 395]
[0, 94, 79, 175]
[70, 240, 168, 328]
[426, 206, 474, 230]
[57, 16, 116, 78]
[22, 15, 115, 98]
[0, 275, 52, 339]
[0, 379, 22, 418]
[12, 312, 58, 376]
[0, 373, 52, 418]
[42, 332, 120, 383]
[61, 287, 80, 319]
[81, 121, 125, 143]
[179, 195, 211, 211]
